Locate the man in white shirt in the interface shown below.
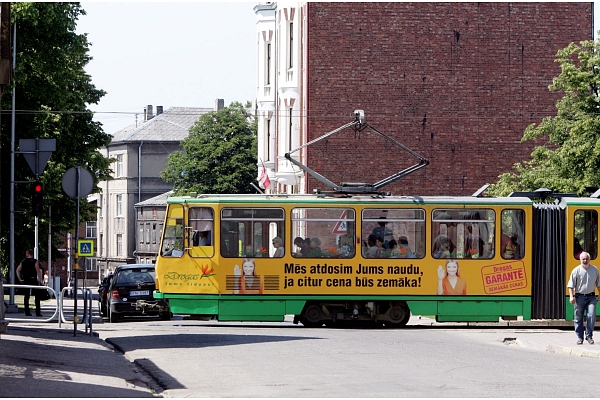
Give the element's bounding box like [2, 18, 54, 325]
[567, 252, 600, 345]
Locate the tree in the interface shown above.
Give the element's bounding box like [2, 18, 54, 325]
[161, 102, 258, 194]
[488, 38, 600, 197]
[0, 3, 112, 272]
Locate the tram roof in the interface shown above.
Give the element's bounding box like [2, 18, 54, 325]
[166, 193, 536, 206]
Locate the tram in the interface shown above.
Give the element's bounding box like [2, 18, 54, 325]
[152, 191, 597, 326]
[153, 112, 597, 326]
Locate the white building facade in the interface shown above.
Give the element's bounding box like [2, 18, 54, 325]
[254, 2, 308, 194]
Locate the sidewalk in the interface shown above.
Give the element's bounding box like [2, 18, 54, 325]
[0, 297, 159, 398]
[2, 298, 600, 398]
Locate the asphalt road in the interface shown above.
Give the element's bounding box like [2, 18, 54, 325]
[93, 315, 597, 398]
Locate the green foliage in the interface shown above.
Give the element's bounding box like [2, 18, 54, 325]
[0, 3, 112, 268]
[160, 102, 258, 194]
[488, 38, 600, 197]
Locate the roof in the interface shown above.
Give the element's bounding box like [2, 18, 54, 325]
[135, 191, 173, 207]
[165, 193, 535, 206]
[110, 107, 214, 143]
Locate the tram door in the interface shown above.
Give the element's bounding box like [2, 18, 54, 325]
[531, 203, 566, 319]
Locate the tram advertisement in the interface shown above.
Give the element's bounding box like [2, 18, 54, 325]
[159, 257, 530, 296]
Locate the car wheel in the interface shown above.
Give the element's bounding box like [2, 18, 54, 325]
[160, 312, 171, 321]
[109, 308, 118, 323]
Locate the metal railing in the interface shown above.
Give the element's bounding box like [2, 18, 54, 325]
[3, 284, 58, 323]
[3, 284, 95, 335]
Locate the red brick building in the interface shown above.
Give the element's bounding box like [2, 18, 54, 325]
[255, 2, 593, 196]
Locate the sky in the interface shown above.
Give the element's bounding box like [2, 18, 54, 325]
[75, 2, 257, 135]
[76, 2, 600, 136]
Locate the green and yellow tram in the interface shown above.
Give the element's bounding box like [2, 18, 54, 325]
[153, 191, 598, 326]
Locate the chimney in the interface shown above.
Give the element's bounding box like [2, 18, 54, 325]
[215, 98, 224, 111]
[147, 105, 154, 120]
[157, 106, 163, 115]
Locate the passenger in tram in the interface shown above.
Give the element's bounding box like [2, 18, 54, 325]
[307, 237, 323, 257]
[465, 225, 485, 258]
[363, 234, 377, 258]
[366, 235, 385, 258]
[432, 235, 453, 258]
[389, 239, 400, 257]
[337, 223, 355, 257]
[372, 218, 394, 249]
[233, 258, 263, 294]
[293, 237, 311, 257]
[193, 230, 210, 246]
[482, 243, 493, 258]
[437, 259, 467, 295]
[272, 236, 284, 257]
[501, 233, 519, 259]
[397, 236, 416, 258]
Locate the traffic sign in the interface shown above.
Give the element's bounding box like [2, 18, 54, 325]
[62, 166, 94, 199]
[19, 138, 56, 176]
[77, 240, 94, 257]
[332, 210, 348, 234]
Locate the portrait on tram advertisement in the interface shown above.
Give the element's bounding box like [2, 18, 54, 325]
[233, 258, 264, 294]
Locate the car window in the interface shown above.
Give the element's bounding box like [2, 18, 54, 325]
[116, 269, 155, 284]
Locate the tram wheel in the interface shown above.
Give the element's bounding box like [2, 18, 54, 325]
[386, 304, 410, 328]
[301, 304, 323, 328]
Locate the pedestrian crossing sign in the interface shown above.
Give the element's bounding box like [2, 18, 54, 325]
[78, 240, 94, 257]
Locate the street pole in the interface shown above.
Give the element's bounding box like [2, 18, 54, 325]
[7, 16, 16, 312]
[73, 166, 80, 336]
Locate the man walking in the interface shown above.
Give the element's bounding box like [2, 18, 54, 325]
[567, 251, 600, 345]
[16, 249, 43, 317]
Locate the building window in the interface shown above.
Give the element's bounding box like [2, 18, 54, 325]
[116, 154, 124, 178]
[288, 21, 293, 69]
[99, 234, 103, 257]
[288, 108, 293, 152]
[86, 221, 97, 238]
[266, 42, 271, 86]
[117, 234, 123, 257]
[116, 194, 123, 216]
[266, 118, 271, 162]
[152, 223, 158, 244]
[139, 223, 144, 244]
[86, 258, 98, 272]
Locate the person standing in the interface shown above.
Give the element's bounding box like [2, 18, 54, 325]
[16, 249, 43, 317]
[567, 251, 600, 345]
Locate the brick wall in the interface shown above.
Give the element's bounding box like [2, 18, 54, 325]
[306, 2, 592, 195]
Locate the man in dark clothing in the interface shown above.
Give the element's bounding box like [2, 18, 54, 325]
[16, 249, 43, 316]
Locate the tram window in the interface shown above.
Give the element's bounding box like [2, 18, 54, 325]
[574, 210, 598, 260]
[362, 208, 425, 259]
[501, 209, 525, 260]
[220, 207, 284, 258]
[189, 207, 214, 246]
[432, 209, 495, 259]
[292, 208, 355, 258]
[161, 217, 184, 257]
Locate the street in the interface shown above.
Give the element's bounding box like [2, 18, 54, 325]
[92, 315, 596, 398]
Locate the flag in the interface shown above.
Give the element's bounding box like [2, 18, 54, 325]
[258, 163, 271, 189]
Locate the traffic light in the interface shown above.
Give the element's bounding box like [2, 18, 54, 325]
[32, 181, 43, 216]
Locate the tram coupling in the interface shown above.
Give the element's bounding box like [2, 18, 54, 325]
[135, 299, 169, 314]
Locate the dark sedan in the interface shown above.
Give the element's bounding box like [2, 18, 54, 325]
[98, 273, 113, 317]
[107, 264, 170, 322]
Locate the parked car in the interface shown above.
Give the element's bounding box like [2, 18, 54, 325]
[106, 264, 170, 323]
[97, 274, 114, 317]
